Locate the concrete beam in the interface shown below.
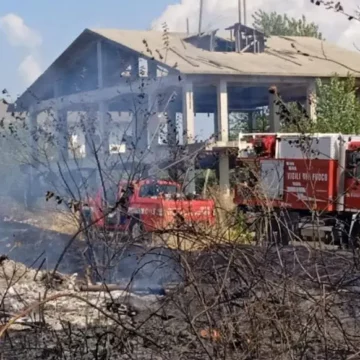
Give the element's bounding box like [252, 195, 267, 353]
[189, 74, 313, 86]
[31, 75, 180, 113]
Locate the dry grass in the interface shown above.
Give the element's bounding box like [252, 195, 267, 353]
[31, 210, 79, 235]
[0, 196, 79, 235]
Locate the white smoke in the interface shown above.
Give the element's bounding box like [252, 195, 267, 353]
[18, 54, 42, 85]
[0, 13, 43, 86]
[151, 0, 360, 50]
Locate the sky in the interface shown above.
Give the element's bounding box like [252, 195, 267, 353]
[1, 0, 360, 99]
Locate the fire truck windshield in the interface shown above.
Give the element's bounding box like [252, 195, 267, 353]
[139, 183, 179, 198]
[347, 150, 360, 179]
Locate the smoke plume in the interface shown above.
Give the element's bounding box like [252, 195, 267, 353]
[151, 0, 360, 50]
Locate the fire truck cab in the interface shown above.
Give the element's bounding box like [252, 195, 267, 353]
[233, 132, 360, 247]
[81, 178, 216, 240]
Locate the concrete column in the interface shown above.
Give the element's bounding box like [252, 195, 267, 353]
[28, 107, 38, 163]
[84, 108, 97, 159]
[99, 101, 110, 158]
[182, 81, 196, 194]
[269, 91, 280, 132]
[132, 98, 148, 154]
[166, 103, 178, 181]
[306, 80, 317, 122]
[55, 108, 69, 161]
[148, 60, 157, 80]
[182, 81, 195, 144]
[248, 111, 257, 132]
[97, 41, 104, 89]
[53, 79, 68, 161]
[213, 109, 219, 140]
[130, 56, 139, 79]
[26, 108, 38, 209]
[147, 93, 159, 150]
[166, 104, 177, 148]
[216, 79, 230, 196]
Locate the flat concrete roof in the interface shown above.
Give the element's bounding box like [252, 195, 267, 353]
[14, 27, 360, 110]
[91, 28, 360, 77]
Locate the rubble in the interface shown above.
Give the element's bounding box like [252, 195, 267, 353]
[0, 255, 184, 359]
[0, 257, 163, 332]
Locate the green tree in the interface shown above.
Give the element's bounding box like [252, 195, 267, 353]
[252, 10, 323, 39]
[282, 76, 360, 134]
[314, 76, 360, 133]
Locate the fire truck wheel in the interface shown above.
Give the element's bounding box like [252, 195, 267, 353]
[130, 220, 144, 241]
[349, 219, 360, 249]
[80, 210, 91, 228]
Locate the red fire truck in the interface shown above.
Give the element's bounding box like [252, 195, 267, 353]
[81, 179, 216, 240]
[233, 132, 360, 247]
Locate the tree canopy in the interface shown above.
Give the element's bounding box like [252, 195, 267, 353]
[252, 10, 323, 39]
[281, 76, 360, 134]
[314, 76, 360, 134]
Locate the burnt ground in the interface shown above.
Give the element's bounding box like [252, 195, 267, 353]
[0, 220, 181, 287]
[1, 221, 360, 359]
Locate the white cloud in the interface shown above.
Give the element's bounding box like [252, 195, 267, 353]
[0, 13, 42, 49]
[151, 0, 360, 51]
[18, 54, 42, 85]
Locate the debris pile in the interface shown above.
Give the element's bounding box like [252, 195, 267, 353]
[0, 256, 162, 331]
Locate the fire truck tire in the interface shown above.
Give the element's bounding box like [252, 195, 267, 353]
[130, 220, 145, 242]
[80, 210, 91, 228]
[331, 215, 352, 248]
[281, 211, 301, 243]
[349, 217, 360, 249]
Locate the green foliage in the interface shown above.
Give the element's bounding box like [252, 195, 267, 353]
[282, 76, 360, 134]
[229, 110, 270, 138]
[196, 169, 217, 193]
[228, 113, 249, 141]
[281, 102, 312, 133]
[254, 111, 270, 132]
[252, 11, 323, 39]
[227, 210, 253, 244]
[314, 76, 360, 134]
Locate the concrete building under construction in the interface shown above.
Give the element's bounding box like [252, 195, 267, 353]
[11, 23, 360, 197]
